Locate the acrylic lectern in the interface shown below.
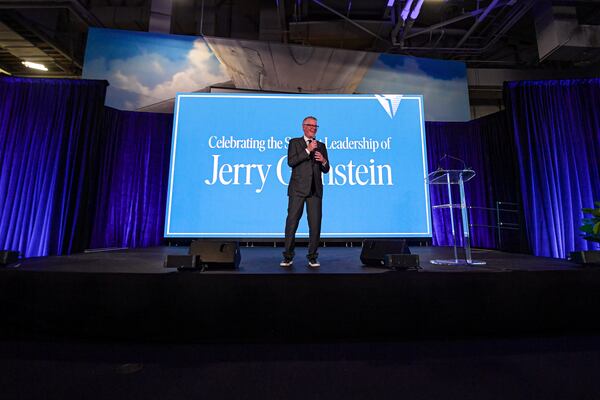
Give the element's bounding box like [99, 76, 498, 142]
[427, 169, 486, 266]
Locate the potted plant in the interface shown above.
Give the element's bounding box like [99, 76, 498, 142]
[570, 201, 600, 266]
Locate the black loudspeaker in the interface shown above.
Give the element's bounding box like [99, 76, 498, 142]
[360, 239, 411, 267]
[0, 250, 19, 266]
[164, 255, 197, 270]
[189, 240, 241, 270]
[384, 254, 420, 270]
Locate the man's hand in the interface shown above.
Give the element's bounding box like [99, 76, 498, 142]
[307, 140, 318, 152]
[314, 151, 326, 164]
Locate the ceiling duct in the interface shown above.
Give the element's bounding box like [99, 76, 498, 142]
[534, 0, 600, 63]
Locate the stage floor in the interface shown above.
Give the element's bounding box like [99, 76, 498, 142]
[1, 245, 597, 342]
[7, 245, 577, 274]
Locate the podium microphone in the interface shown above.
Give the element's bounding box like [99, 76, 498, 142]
[438, 153, 467, 170]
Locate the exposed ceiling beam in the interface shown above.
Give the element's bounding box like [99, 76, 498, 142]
[5, 12, 82, 69]
[0, 65, 12, 75]
[455, 0, 501, 49]
[403, 1, 510, 40]
[0, 0, 104, 27]
[393, 0, 535, 56]
[311, 0, 390, 46]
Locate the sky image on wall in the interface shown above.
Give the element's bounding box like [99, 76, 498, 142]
[357, 55, 470, 121]
[83, 28, 229, 110]
[83, 28, 469, 121]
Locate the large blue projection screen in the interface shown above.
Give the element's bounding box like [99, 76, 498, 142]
[165, 94, 431, 238]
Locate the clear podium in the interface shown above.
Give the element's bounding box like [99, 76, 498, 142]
[427, 169, 486, 266]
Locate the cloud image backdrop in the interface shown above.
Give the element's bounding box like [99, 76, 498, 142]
[357, 55, 470, 122]
[83, 28, 470, 121]
[83, 28, 230, 110]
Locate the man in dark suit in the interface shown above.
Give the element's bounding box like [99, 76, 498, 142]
[281, 116, 330, 268]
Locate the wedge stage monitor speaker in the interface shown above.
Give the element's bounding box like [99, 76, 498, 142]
[0, 250, 19, 266]
[189, 240, 241, 270]
[383, 254, 420, 270]
[164, 255, 197, 271]
[360, 239, 417, 270]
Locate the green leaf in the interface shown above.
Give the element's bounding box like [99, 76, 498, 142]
[594, 221, 600, 235]
[580, 225, 594, 233]
[582, 208, 594, 214]
[594, 201, 600, 208]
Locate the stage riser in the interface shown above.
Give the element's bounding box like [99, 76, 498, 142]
[1, 270, 600, 342]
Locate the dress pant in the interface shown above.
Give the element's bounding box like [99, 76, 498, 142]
[283, 194, 322, 259]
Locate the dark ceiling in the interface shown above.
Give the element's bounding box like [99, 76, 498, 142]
[1, 0, 599, 78]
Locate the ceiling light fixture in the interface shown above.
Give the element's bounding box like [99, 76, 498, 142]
[410, 0, 425, 19]
[21, 61, 48, 71]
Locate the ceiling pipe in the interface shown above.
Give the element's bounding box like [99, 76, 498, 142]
[276, 0, 289, 43]
[394, 0, 535, 55]
[454, 0, 500, 48]
[390, 0, 411, 45]
[396, 0, 423, 46]
[383, 0, 395, 19]
[403, 2, 508, 40]
[390, 3, 402, 44]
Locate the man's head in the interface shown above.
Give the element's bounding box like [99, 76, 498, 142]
[302, 116, 318, 139]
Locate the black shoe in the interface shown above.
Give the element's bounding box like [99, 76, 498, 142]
[280, 258, 293, 268]
[308, 258, 320, 268]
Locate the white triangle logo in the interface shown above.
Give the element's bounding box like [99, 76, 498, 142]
[375, 95, 403, 119]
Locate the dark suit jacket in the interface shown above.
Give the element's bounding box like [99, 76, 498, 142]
[287, 137, 330, 198]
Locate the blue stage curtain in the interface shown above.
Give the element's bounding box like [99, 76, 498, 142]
[425, 111, 524, 249]
[89, 107, 172, 249]
[6, 76, 596, 259]
[0, 77, 107, 257]
[505, 79, 600, 258]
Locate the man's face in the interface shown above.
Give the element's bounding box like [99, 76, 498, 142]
[303, 118, 318, 139]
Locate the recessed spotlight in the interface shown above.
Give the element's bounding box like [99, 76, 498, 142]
[21, 61, 48, 71]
